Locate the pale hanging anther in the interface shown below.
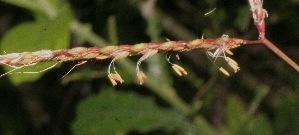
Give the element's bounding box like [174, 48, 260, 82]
[108, 51, 130, 74]
[225, 49, 234, 55]
[172, 64, 188, 76]
[108, 73, 124, 86]
[219, 67, 230, 76]
[107, 52, 129, 86]
[227, 57, 240, 73]
[137, 71, 147, 85]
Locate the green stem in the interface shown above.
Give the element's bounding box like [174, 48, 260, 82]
[107, 16, 118, 45]
[247, 85, 269, 117]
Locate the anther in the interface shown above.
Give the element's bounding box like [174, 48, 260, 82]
[137, 71, 147, 85]
[108, 73, 124, 86]
[219, 67, 230, 76]
[172, 64, 187, 76]
[227, 57, 240, 73]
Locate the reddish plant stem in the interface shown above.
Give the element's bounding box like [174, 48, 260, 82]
[261, 38, 299, 72]
[247, 0, 299, 72]
[244, 39, 299, 72]
[243, 40, 262, 45]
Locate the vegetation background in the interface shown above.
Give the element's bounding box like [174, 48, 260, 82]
[0, 0, 299, 134]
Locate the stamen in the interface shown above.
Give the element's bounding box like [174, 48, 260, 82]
[219, 67, 230, 76]
[227, 57, 238, 65]
[15, 62, 59, 74]
[106, 52, 129, 86]
[225, 49, 234, 55]
[62, 61, 87, 78]
[137, 71, 147, 85]
[165, 52, 173, 64]
[172, 64, 187, 76]
[204, 8, 216, 16]
[227, 57, 240, 73]
[108, 73, 124, 86]
[108, 74, 117, 86]
[136, 50, 158, 73]
[175, 54, 180, 60]
[0, 66, 20, 77]
[108, 51, 129, 74]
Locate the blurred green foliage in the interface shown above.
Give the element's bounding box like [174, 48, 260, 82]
[0, 4, 71, 85]
[0, 0, 298, 135]
[73, 88, 187, 135]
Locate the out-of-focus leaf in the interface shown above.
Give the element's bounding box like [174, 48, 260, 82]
[3, 0, 60, 19]
[234, 5, 251, 32]
[193, 116, 217, 135]
[226, 96, 245, 132]
[73, 89, 187, 135]
[273, 94, 299, 135]
[2, 0, 43, 13]
[0, 5, 71, 85]
[241, 114, 272, 135]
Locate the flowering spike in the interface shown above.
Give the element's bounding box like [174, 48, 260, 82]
[0, 37, 246, 82]
[248, 0, 267, 39]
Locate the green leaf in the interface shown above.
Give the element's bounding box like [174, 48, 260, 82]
[0, 5, 72, 85]
[273, 95, 299, 135]
[73, 89, 187, 135]
[234, 5, 251, 32]
[3, 0, 59, 19]
[226, 96, 246, 132]
[244, 114, 272, 135]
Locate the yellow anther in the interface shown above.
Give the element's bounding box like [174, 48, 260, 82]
[108, 76, 117, 86]
[108, 73, 124, 86]
[228, 62, 240, 73]
[137, 71, 147, 85]
[225, 49, 234, 55]
[227, 57, 240, 73]
[227, 57, 238, 65]
[172, 64, 188, 76]
[219, 67, 230, 76]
